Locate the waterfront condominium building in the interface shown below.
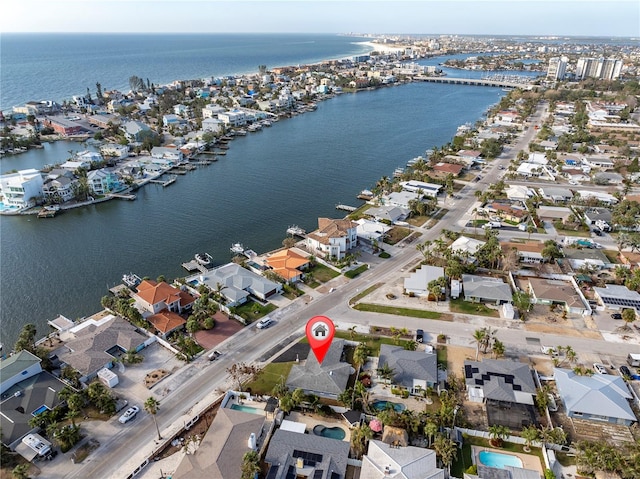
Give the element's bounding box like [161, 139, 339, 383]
[576, 57, 622, 81]
[546, 56, 568, 81]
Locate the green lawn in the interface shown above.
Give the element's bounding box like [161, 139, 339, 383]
[244, 361, 294, 395]
[334, 330, 413, 356]
[345, 264, 368, 279]
[353, 303, 447, 320]
[349, 283, 383, 305]
[449, 298, 500, 318]
[234, 301, 278, 322]
[436, 346, 447, 368]
[309, 263, 340, 282]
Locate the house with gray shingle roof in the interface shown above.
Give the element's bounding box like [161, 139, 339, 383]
[58, 315, 147, 382]
[378, 345, 438, 394]
[361, 439, 443, 479]
[554, 368, 636, 426]
[286, 340, 353, 399]
[462, 274, 513, 305]
[0, 350, 42, 395]
[173, 407, 266, 479]
[264, 429, 350, 479]
[464, 359, 536, 406]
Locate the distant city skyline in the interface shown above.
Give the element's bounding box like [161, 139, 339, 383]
[1, 0, 638, 37]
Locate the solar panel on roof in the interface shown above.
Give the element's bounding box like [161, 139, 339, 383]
[314, 470, 324, 479]
[266, 465, 280, 479]
[286, 465, 296, 479]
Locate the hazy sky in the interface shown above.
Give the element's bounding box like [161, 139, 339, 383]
[1, 0, 638, 37]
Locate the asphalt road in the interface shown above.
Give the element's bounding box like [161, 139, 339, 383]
[65, 102, 639, 479]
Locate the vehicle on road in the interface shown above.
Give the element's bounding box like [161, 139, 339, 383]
[619, 365, 632, 378]
[256, 317, 274, 329]
[628, 353, 640, 367]
[611, 313, 622, 320]
[207, 350, 222, 361]
[416, 329, 424, 343]
[498, 165, 505, 170]
[593, 363, 608, 374]
[483, 221, 502, 229]
[119, 406, 140, 424]
[592, 228, 602, 236]
[541, 346, 559, 357]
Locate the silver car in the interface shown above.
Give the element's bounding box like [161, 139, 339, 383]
[118, 406, 140, 424]
[593, 363, 608, 375]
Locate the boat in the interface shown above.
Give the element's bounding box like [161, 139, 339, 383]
[195, 252, 212, 265]
[357, 189, 374, 200]
[230, 243, 245, 255]
[287, 225, 306, 236]
[122, 273, 142, 288]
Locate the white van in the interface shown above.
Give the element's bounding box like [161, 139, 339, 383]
[483, 221, 502, 229]
[627, 353, 640, 367]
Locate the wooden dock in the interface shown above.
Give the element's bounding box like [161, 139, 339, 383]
[149, 175, 177, 187]
[109, 193, 137, 200]
[336, 204, 357, 212]
[38, 208, 60, 218]
[182, 260, 208, 273]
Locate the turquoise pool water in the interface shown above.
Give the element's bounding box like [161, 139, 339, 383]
[0, 202, 20, 212]
[478, 451, 523, 469]
[371, 400, 406, 412]
[230, 404, 265, 415]
[313, 425, 346, 440]
[31, 405, 50, 416]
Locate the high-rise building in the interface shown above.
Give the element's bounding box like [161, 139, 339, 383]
[547, 56, 568, 81]
[576, 57, 622, 80]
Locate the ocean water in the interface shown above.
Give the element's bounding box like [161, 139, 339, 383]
[0, 34, 510, 348]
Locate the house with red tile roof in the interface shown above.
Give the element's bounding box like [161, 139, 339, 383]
[306, 217, 358, 260]
[134, 280, 195, 315]
[431, 162, 465, 177]
[146, 310, 187, 338]
[265, 248, 310, 283]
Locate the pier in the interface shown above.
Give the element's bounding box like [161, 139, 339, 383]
[108, 193, 137, 200]
[413, 75, 534, 89]
[336, 204, 357, 212]
[149, 175, 177, 187]
[38, 207, 60, 218]
[181, 260, 208, 274]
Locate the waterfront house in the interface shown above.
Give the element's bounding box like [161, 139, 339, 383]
[378, 344, 439, 394]
[88, 113, 121, 130]
[306, 218, 358, 260]
[432, 162, 464, 177]
[201, 104, 225, 118]
[399, 180, 441, 197]
[87, 168, 123, 196]
[0, 350, 42, 395]
[360, 440, 443, 479]
[265, 248, 310, 283]
[554, 368, 636, 426]
[366, 205, 410, 223]
[464, 359, 537, 428]
[264, 429, 350, 479]
[134, 280, 195, 315]
[218, 109, 247, 127]
[0, 169, 44, 209]
[122, 120, 152, 142]
[146, 310, 187, 338]
[383, 191, 422, 210]
[42, 175, 77, 203]
[76, 150, 104, 165]
[60, 159, 91, 171]
[150, 146, 183, 164]
[58, 315, 147, 382]
[201, 117, 223, 133]
[461, 274, 513, 304]
[403, 265, 445, 297]
[173, 407, 266, 479]
[527, 277, 589, 315]
[286, 339, 353, 399]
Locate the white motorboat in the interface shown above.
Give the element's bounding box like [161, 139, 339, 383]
[230, 243, 244, 255]
[195, 252, 212, 265]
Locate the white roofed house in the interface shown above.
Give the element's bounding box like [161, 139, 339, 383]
[75, 150, 104, 165]
[449, 236, 486, 262]
[384, 191, 423, 210]
[0, 169, 44, 208]
[306, 217, 358, 260]
[538, 187, 573, 203]
[403, 265, 445, 297]
[100, 143, 130, 161]
[150, 146, 183, 165]
[360, 440, 444, 479]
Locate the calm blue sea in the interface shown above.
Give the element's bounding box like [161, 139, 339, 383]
[0, 33, 373, 110]
[0, 34, 513, 348]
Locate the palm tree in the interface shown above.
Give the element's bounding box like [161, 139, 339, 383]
[488, 424, 510, 447]
[492, 339, 505, 359]
[433, 434, 457, 473]
[473, 329, 486, 360]
[144, 397, 162, 440]
[376, 363, 395, 384]
[348, 325, 358, 340]
[241, 450, 261, 479]
[424, 421, 438, 447]
[352, 343, 370, 372]
[350, 424, 373, 459]
[521, 425, 539, 452]
[12, 464, 30, 479]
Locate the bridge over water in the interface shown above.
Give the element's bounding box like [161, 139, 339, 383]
[413, 75, 535, 90]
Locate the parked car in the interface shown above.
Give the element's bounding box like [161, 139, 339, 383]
[619, 365, 632, 377]
[592, 228, 602, 236]
[611, 313, 623, 320]
[593, 363, 608, 375]
[256, 317, 274, 329]
[483, 221, 502, 229]
[416, 329, 424, 343]
[207, 350, 222, 361]
[119, 406, 140, 424]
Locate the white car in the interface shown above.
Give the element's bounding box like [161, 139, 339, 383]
[256, 317, 274, 329]
[119, 406, 140, 424]
[568, 180, 578, 185]
[593, 363, 608, 375]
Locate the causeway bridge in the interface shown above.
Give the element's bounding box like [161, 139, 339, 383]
[413, 75, 535, 90]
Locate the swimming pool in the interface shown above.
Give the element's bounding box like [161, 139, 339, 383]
[313, 425, 346, 440]
[230, 404, 265, 415]
[371, 400, 406, 412]
[0, 202, 20, 212]
[31, 405, 50, 416]
[478, 450, 523, 469]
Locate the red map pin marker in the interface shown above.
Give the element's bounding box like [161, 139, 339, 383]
[306, 315, 336, 365]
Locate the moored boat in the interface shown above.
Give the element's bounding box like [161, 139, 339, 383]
[230, 243, 244, 255]
[195, 252, 212, 265]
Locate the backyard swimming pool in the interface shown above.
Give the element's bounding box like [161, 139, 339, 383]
[478, 450, 523, 469]
[371, 399, 406, 412]
[31, 405, 50, 416]
[313, 425, 346, 440]
[230, 404, 265, 415]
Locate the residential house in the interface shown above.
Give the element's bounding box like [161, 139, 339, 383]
[538, 187, 573, 203]
[58, 315, 147, 382]
[286, 339, 353, 399]
[461, 274, 513, 305]
[360, 440, 444, 479]
[306, 218, 358, 260]
[516, 162, 554, 179]
[384, 191, 422, 210]
[0, 169, 44, 208]
[201, 104, 225, 119]
[399, 180, 442, 197]
[554, 369, 636, 426]
[87, 168, 123, 195]
[201, 117, 223, 133]
[403, 265, 445, 297]
[582, 207, 612, 226]
[42, 175, 76, 203]
[593, 284, 640, 313]
[218, 109, 247, 127]
[457, 150, 482, 162]
[355, 219, 393, 247]
[134, 280, 195, 315]
[366, 205, 409, 223]
[88, 113, 121, 130]
[505, 185, 534, 202]
[172, 407, 266, 479]
[76, 150, 103, 164]
[500, 242, 544, 264]
[150, 146, 183, 165]
[594, 171, 624, 185]
[464, 359, 537, 428]
[562, 168, 590, 183]
[449, 236, 486, 259]
[100, 143, 130, 160]
[536, 206, 574, 223]
[431, 162, 464, 177]
[618, 251, 640, 270]
[378, 344, 439, 395]
[527, 277, 589, 315]
[122, 120, 152, 142]
[264, 429, 350, 479]
[162, 114, 181, 128]
[188, 262, 282, 306]
[563, 248, 609, 271]
[146, 310, 186, 338]
[60, 160, 91, 171]
[485, 202, 527, 223]
[0, 352, 67, 448]
[585, 157, 615, 169]
[265, 248, 310, 283]
[575, 190, 618, 205]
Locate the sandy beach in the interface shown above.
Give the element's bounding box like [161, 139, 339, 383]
[359, 41, 406, 53]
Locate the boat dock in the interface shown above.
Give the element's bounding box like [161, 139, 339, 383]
[109, 193, 137, 200]
[38, 207, 60, 218]
[149, 175, 177, 187]
[336, 204, 357, 212]
[182, 260, 208, 273]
